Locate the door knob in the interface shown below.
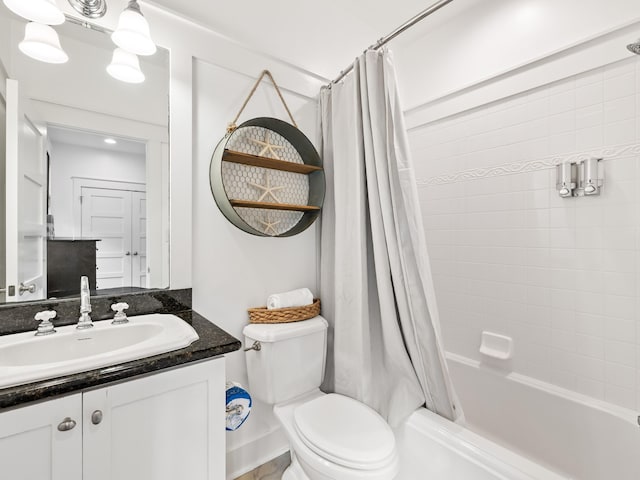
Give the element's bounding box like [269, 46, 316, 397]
[19, 283, 36, 295]
[125, 251, 131, 256]
[91, 410, 103, 425]
[133, 252, 138, 256]
[57, 417, 77, 431]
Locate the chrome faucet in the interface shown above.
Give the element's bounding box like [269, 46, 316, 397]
[77, 276, 93, 330]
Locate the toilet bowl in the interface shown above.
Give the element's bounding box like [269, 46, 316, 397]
[275, 390, 399, 480]
[243, 317, 399, 480]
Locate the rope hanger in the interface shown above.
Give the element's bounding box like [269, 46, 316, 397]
[227, 70, 298, 133]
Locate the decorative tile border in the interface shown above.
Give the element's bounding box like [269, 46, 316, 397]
[417, 142, 640, 186]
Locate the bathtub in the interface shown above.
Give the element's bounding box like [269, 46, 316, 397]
[446, 353, 640, 480]
[395, 406, 564, 479]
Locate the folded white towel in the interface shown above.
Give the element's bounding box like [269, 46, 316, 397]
[267, 288, 314, 310]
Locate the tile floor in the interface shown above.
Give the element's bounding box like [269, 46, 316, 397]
[234, 452, 291, 480]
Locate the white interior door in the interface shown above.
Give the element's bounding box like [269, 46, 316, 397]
[81, 186, 132, 290]
[80, 186, 146, 289]
[5, 79, 46, 302]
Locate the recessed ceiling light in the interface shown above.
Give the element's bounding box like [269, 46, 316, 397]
[104, 138, 117, 144]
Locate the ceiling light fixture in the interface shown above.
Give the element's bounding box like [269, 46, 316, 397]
[3, 0, 65, 25]
[19, 22, 69, 64]
[107, 48, 145, 84]
[104, 138, 117, 144]
[7, 0, 153, 83]
[112, 0, 156, 56]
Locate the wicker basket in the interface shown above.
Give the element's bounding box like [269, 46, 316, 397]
[248, 298, 321, 324]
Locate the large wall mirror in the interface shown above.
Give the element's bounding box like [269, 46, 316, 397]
[0, 5, 170, 304]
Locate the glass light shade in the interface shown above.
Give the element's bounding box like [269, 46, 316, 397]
[19, 22, 68, 64]
[107, 48, 145, 84]
[3, 0, 65, 25]
[111, 8, 156, 56]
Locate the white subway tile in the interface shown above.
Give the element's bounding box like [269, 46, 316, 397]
[605, 384, 636, 410]
[603, 315, 636, 340]
[575, 82, 603, 108]
[605, 340, 636, 367]
[547, 111, 575, 134]
[575, 334, 605, 359]
[548, 132, 576, 154]
[604, 72, 636, 102]
[604, 272, 636, 297]
[605, 361, 636, 388]
[416, 57, 640, 410]
[575, 125, 604, 150]
[575, 104, 603, 130]
[604, 96, 636, 124]
[604, 118, 637, 146]
[574, 376, 605, 400]
[548, 90, 575, 115]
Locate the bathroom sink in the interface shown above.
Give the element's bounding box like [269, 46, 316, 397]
[0, 313, 199, 389]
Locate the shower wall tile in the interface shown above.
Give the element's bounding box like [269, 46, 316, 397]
[410, 54, 640, 412]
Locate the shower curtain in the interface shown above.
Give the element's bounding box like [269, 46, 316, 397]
[319, 49, 462, 426]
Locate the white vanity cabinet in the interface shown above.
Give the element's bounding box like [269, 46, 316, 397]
[0, 393, 83, 480]
[0, 357, 226, 480]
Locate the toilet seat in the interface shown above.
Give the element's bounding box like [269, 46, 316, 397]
[293, 393, 396, 471]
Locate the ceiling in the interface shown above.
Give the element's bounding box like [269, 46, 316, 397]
[146, 0, 478, 81]
[48, 126, 146, 155]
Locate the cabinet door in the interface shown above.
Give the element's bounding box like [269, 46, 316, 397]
[0, 394, 82, 480]
[83, 358, 225, 480]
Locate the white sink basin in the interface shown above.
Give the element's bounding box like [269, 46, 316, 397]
[0, 313, 199, 388]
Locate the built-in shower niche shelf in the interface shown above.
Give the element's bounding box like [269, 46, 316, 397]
[229, 199, 320, 212]
[223, 149, 322, 175]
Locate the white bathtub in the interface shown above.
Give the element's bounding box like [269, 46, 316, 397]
[395, 406, 564, 479]
[447, 353, 640, 480]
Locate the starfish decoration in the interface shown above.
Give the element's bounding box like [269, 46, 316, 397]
[248, 172, 285, 203]
[259, 213, 281, 236]
[250, 131, 285, 159]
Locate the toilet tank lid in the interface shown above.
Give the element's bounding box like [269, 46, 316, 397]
[243, 316, 328, 342]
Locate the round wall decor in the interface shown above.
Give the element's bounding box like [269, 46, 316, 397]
[209, 117, 325, 237]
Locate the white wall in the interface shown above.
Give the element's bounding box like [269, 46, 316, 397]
[393, 0, 640, 115]
[401, 1, 640, 414]
[193, 59, 319, 478]
[49, 142, 145, 237]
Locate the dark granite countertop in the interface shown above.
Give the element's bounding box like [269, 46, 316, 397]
[0, 309, 241, 410]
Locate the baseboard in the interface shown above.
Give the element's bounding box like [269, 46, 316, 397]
[226, 426, 290, 480]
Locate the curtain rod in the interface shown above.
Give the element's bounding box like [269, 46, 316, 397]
[331, 0, 455, 84]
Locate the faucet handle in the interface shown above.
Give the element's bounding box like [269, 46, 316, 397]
[111, 302, 129, 325]
[35, 310, 57, 336]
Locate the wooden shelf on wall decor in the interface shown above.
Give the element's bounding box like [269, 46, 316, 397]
[229, 199, 321, 212]
[223, 149, 323, 175]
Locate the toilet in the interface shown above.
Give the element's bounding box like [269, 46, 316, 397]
[243, 316, 399, 480]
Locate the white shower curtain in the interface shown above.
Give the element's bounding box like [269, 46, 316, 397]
[319, 49, 462, 426]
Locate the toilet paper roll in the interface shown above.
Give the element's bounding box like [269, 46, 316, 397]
[225, 381, 252, 431]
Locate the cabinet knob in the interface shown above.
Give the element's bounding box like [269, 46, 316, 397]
[57, 417, 77, 431]
[91, 410, 103, 425]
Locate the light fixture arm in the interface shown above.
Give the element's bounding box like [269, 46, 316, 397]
[126, 0, 143, 15]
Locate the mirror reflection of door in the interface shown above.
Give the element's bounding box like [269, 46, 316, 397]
[80, 186, 146, 290]
[47, 126, 147, 295]
[4, 79, 46, 302]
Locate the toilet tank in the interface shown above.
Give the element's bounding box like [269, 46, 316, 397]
[243, 316, 328, 404]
